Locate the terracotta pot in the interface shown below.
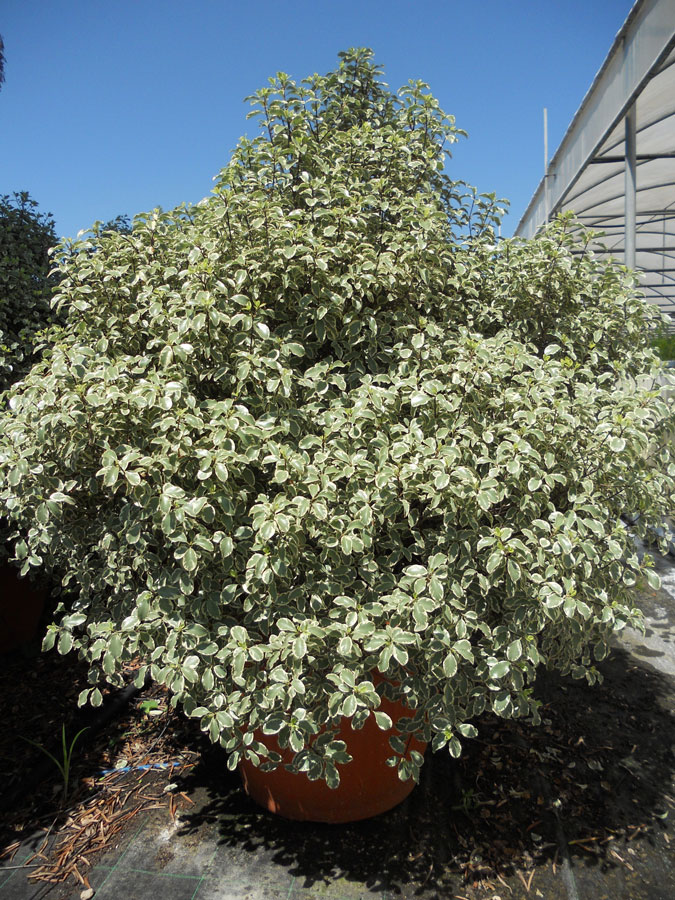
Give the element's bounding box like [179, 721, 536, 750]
[238, 679, 426, 823]
[0, 561, 47, 654]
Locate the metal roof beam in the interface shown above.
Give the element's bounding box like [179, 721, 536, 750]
[516, 0, 675, 238]
[590, 153, 675, 162]
[626, 104, 637, 268]
[568, 179, 675, 216]
[573, 209, 675, 220]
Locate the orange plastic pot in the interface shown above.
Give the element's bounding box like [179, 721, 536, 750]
[238, 679, 426, 823]
[0, 561, 47, 654]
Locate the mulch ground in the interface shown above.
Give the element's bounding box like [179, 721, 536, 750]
[1, 610, 674, 897]
[420, 653, 675, 891]
[0, 643, 205, 890]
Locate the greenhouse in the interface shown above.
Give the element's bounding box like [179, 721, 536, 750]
[516, 0, 675, 320]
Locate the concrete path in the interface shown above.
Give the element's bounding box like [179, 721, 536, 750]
[619, 538, 675, 683]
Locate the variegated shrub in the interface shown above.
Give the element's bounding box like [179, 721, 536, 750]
[1, 49, 674, 787]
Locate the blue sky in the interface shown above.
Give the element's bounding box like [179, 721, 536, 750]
[1, 0, 635, 240]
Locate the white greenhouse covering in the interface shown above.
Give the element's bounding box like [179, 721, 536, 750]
[516, 0, 675, 320]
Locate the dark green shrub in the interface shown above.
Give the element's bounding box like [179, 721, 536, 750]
[0, 191, 58, 394]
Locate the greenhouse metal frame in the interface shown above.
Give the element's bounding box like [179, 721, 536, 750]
[516, 0, 675, 320]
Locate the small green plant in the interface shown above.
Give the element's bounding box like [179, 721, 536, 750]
[21, 724, 88, 805]
[451, 787, 480, 814]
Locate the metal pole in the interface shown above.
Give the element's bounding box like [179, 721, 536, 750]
[544, 107, 549, 223]
[625, 103, 636, 269]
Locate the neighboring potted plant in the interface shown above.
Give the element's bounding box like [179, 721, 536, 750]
[0, 192, 59, 651]
[0, 541, 49, 653]
[1, 50, 674, 820]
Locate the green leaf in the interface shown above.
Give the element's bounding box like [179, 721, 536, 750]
[338, 636, 353, 656]
[453, 640, 474, 662]
[263, 714, 285, 735]
[42, 630, 57, 652]
[57, 632, 73, 655]
[429, 576, 444, 602]
[477, 492, 492, 511]
[507, 559, 521, 582]
[391, 643, 409, 666]
[341, 694, 357, 717]
[493, 691, 511, 714]
[490, 660, 510, 679]
[159, 345, 173, 367]
[412, 602, 428, 630]
[410, 391, 429, 407]
[260, 521, 276, 541]
[486, 551, 502, 575]
[506, 639, 522, 661]
[457, 723, 477, 738]
[185, 497, 207, 517]
[182, 547, 199, 571]
[448, 737, 462, 758]
[576, 600, 592, 619]
[443, 653, 458, 677]
[373, 711, 393, 730]
[183, 662, 200, 683]
[49, 491, 74, 505]
[325, 763, 340, 790]
[645, 569, 661, 590]
[103, 467, 119, 487]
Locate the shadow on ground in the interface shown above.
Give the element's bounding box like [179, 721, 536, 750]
[175, 648, 675, 897]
